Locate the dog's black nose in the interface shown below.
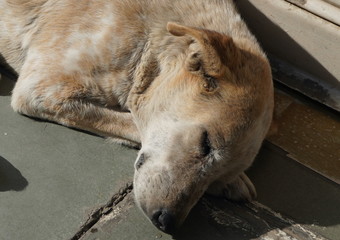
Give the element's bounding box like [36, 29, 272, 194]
[151, 210, 176, 234]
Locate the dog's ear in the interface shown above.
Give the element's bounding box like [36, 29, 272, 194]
[167, 22, 239, 78]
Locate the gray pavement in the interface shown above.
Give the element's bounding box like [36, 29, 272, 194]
[1, 72, 340, 240]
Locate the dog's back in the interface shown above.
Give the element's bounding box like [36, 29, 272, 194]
[0, 0, 264, 73]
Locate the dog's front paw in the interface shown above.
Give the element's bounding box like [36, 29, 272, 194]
[206, 172, 256, 202]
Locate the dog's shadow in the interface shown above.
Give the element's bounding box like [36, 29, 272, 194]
[174, 197, 288, 240]
[0, 67, 17, 97]
[0, 155, 28, 192]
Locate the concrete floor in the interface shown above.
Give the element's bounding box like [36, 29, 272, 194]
[1, 72, 339, 240]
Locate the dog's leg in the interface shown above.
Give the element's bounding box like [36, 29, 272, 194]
[206, 172, 257, 202]
[11, 68, 140, 147]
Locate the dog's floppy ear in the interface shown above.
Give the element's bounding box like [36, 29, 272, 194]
[167, 22, 239, 78]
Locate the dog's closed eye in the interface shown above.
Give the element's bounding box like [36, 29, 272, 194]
[201, 131, 211, 157]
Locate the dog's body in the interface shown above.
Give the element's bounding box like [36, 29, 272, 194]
[0, 0, 274, 234]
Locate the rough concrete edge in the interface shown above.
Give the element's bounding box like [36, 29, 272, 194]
[70, 182, 133, 240]
[249, 201, 329, 240]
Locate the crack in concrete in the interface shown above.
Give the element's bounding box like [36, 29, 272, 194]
[70, 182, 133, 240]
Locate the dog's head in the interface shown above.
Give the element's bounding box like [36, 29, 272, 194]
[131, 22, 274, 234]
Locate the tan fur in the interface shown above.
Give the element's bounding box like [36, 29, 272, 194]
[0, 0, 274, 233]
